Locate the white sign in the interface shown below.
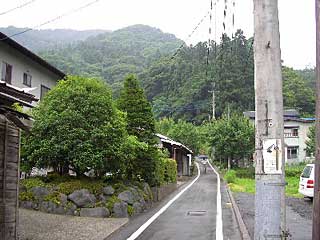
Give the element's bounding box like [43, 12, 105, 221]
[262, 139, 282, 174]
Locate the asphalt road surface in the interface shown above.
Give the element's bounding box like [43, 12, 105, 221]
[106, 163, 241, 240]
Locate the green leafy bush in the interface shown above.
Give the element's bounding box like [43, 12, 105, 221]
[106, 196, 121, 210]
[58, 179, 104, 195]
[44, 191, 61, 205]
[20, 178, 46, 190]
[164, 158, 177, 183]
[234, 167, 255, 179]
[224, 170, 237, 183]
[23, 75, 126, 176]
[19, 191, 35, 201]
[155, 157, 177, 186]
[285, 163, 305, 178]
[127, 205, 134, 216]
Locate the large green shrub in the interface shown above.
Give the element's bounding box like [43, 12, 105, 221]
[155, 157, 177, 186]
[164, 158, 177, 183]
[23, 76, 126, 176]
[224, 170, 237, 183]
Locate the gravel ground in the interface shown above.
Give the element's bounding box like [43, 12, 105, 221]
[286, 197, 313, 220]
[19, 208, 128, 240]
[233, 192, 312, 240]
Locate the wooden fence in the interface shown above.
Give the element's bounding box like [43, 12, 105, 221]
[0, 114, 20, 240]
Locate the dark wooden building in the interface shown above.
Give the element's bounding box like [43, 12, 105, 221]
[156, 134, 193, 176]
[0, 82, 36, 240]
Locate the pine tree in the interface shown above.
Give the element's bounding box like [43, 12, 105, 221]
[118, 74, 158, 184]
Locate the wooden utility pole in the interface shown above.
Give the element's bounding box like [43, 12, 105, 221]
[313, 1, 320, 239]
[253, 0, 286, 239]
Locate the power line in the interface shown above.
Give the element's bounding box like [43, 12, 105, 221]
[170, 11, 210, 60]
[0, 0, 37, 16]
[0, 0, 102, 41]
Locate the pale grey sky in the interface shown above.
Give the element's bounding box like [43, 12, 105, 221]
[0, 0, 316, 69]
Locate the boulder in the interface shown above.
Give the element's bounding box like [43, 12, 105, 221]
[118, 190, 135, 205]
[129, 187, 143, 202]
[132, 202, 143, 215]
[68, 189, 96, 207]
[59, 193, 68, 206]
[40, 201, 65, 215]
[99, 194, 110, 203]
[30, 187, 50, 200]
[102, 186, 115, 196]
[113, 201, 128, 218]
[20, 201, 34, 209]
[143, 183, 153, 201]
[65, 203, 77, 216]
[80, 207, 110, 218]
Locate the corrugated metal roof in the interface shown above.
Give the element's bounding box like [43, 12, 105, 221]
[155, 133, 193, 153]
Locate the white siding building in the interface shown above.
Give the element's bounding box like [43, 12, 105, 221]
[244, 110, 314, 164]
[0, 32, 65, 105]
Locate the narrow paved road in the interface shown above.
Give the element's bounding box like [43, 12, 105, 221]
[107, 163, 240, 240]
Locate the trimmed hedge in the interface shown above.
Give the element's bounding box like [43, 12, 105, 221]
[155, 158, 177, 186]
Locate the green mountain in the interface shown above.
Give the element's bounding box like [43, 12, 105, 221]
[39, 24, 184, 94]
[4, 24, 314, 122]
[0, 26, 108, 51]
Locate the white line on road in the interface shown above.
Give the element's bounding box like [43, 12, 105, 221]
[208, 161, 224, 240]
[127, 163, 201, 240]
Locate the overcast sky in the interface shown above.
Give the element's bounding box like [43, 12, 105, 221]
[0, 0, 316, 69]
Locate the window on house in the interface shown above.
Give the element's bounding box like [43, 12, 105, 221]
[1, 62, 12, 84]
[40, 85, 50, 100]
[23, 73, 32, 87]
[287, 146, 299, 159]
[292, 128, 298, 137]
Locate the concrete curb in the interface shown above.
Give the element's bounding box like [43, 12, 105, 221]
[226, 187, 251, 240]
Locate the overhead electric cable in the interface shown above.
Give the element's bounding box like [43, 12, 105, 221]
[0, 0, 102, 41]
[0, 0, 37, 16]
[170, 11, 210, 60]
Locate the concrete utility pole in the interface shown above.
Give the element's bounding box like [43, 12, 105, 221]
[253, 0, 286, 239]
[313, 1, 320, 239]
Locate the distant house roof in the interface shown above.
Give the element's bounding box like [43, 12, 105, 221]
[156, 133, 193, 154]
[0, 32, 65, 79]
[243, 109, 314, 123]
[243, 109, 300, 119]
[0, 80, 38, 107]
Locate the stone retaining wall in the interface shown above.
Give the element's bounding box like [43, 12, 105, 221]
[151, 183, 177, 202]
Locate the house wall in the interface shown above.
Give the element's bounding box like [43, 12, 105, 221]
[0, 42, 61, 105]
[247, 117, 313, 164]
[284, 120, 313, 164]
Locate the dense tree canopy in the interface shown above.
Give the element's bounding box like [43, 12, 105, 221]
[23, 76, 126, 176]
[206, 114, 255, 168]
[117, 74, 159, 184]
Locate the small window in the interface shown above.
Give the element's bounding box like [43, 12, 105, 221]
[23, 73, 32, 87]
[292, 128, 298, 137]
[40, 85, 50, 100]
[1, 62, 12, 84]
[301, 166, 313, 178]
[287, 146, 298, 159]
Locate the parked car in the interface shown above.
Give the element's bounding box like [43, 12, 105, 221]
[299, 163, 314, 198]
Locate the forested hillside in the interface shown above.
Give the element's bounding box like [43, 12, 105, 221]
[39, 24, 183, 94]
[6, 24, 314, 122]
[0, 26, 108, 51]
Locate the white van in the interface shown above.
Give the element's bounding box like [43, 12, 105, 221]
[298, 164, 314, 198]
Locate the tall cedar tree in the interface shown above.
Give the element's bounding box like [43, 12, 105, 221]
[118, 74, 158, 184]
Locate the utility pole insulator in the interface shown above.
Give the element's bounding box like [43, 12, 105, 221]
[253, 0, 286, 238]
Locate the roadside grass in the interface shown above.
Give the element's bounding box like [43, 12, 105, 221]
[222, 163, 306, 198]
